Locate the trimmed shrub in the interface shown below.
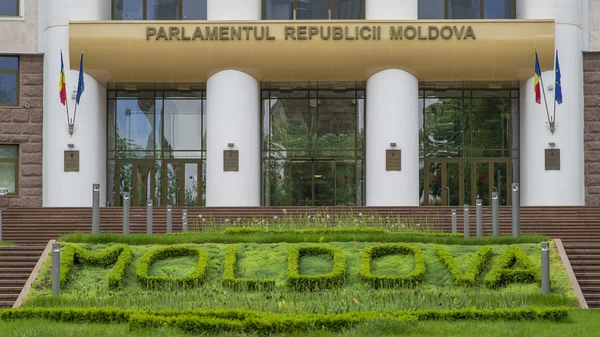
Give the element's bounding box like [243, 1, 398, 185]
[222, 245, 275, 291]
[60, 244, 133, 290]
[434, 245, 493, 287]
[360, 244, 425, 288]
[286, 246, 346, 290]
[136, 245, 209, 289]
[484, 246, 541, 289]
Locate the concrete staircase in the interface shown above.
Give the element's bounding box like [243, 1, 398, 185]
[0, 245, 46, 308]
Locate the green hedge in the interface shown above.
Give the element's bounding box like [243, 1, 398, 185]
[136, 245, 209, 289]
[60, 244, 132, 290]
[286, 246, 346, 290]
[222, 245, 275, 291]
[360, 244, 425, 288]
[484, 246, 541, 289]
[434, 245, 493, 287]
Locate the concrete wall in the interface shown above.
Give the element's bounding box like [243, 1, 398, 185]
[0, 0, 38, 53]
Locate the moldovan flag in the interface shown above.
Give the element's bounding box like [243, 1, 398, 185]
[534, 51, 542, 104]
[59, 51, 67, 105]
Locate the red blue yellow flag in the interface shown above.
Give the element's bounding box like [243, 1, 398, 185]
[534, 52, 542, 104]
[59, 51, 67, 105]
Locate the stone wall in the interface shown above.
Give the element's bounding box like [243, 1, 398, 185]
[0, 55, 43, 207]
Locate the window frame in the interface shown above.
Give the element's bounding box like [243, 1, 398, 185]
[0, 145, 19, 196]
[0, 0, 20, 17]
[0, 56, 20, 107]
[262, 0, 365, 20]
[111, 0, 207, 20]
[420, 0, 516, 20]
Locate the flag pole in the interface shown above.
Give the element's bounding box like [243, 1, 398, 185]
[536, 51, 553, 132]
[553, 50, 558, 124]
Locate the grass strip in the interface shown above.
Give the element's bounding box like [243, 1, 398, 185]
[60, 231, 549, 246]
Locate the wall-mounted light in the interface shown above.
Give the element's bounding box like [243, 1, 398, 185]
[68, 144, 75, 148]
[547, 84, 554, 91]
[549, 142, 555, 148]
[390, 142, 397, 147]
[228, 143, 234, 148]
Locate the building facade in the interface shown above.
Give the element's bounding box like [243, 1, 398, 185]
[2, 0, 589, 208]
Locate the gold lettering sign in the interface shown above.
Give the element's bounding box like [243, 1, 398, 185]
[386, 150, 401, 171]
[545, 149, 560, 171]
[224, 150, 239, 172]
[64, 150, 80, 172]
[146, 25, 476, 41]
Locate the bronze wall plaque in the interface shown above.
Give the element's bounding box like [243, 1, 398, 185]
[64, 150, 80, 172]
[223, 150, 239, 172]
[545, 149, 560, 171]
[386, 149, 401, 171]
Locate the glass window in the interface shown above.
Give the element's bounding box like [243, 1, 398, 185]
[0, 145, 18, 194]
[332, 0, 363, 19]
[448, 0, 480, 19]
[297, 0, 330, 20]
[0, 56, 18, 106]
[182, 0, 207, 20]
[163, 93, 203, 152]
[0, 0, 18, 16]
[264, 0, 294, 20]
[483, 0, 514, 19]
[114, 0, 144, 20]
[418, 0, 445, 19]
[115, 97, 157, 155]
[147, 0, 179, 20]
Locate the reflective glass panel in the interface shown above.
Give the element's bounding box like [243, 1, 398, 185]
[268, 96, 312, 152]
[469, 96, 511, 155]
[484, 0, 514, 19]
[418, 0, 445, 19]
[0, 145, 17, 159]
[264, 0, 294, 19]
[448, 0, 480, 19]
[185, 163, 200, 206]
[0, 74, 17, 105]
[0, 163, 15, 193]
[297, 0, 330, 19]
[317, 99, 357, 156]
[114, 0, 143, 20]
[182, 0, 207, 19]
[115, 98, 156, 155]
[0, 0, 18, 16]
[0, 57, 18, 70]
[423, 91, 463, 157]
[147, 0, 179, 20]
[332, 0, 363, 19]
[163, 97, 202, 152]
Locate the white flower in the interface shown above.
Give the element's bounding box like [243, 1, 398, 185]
[274, 216, 278, 219]
[282, 209, 288, 214]
[326, 214, 330, 219]
[358, 213, 362, 216]
[225, 219, 230, 223]
[198, 214, 203, 218]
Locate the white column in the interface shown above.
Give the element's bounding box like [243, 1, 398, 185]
[207, 0, 261, 20]
[517, 0, 584, 205]
[42, 0, 110, 206]
[365, 0, 419, 206]
[205, 70, 260, 206]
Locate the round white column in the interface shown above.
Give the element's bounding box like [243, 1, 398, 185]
[43, 0, 110, 206]
[207, 0, 261, 20]
[517, 0, 584, 205]
[365, 0, 419, 206]
[205, 70, 260, 206]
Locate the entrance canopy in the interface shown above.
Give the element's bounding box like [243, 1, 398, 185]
[68, 19, 555, 84]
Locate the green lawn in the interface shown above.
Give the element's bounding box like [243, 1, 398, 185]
[0, 310, 597, 337]
[24, 241, 578, 312]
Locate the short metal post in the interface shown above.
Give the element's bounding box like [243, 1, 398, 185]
[123, 192, 130, 234]
[476, 199, 482, 238]
[167, 205, 173, 233]
[92, 184, 100, 235]
[182, 209, 188, 232]
[451, 209, 457, 234]
[52, 243, 61, 296]
[463, 204, 470, 238]
[541, 242, 550, 294]
[146, 199, 153, 235]
[492, 191, 499, 236]
[512, 183, 520, 237]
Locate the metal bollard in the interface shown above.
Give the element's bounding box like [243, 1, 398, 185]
[52, 243, 61, 296]
[182, 209, 188, 232]
[451, 209, 457, 234]
[463, 204, 470, 238]
[512, 183, 520, 237]
[476, 199, 482, 238]
[541, 242, 550, 294]
[123, 192, 130, 234]
[492, 191, 499, 236]
[167, 205, 173, 233]
[92, 184, 100, 235]
[147, 199, 153, 235]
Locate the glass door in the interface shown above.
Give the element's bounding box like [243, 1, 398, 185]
[423, 159, 464, 206]
[162, 160, 203, 206]
[313, 160, 335, 206]
[290, 160, 313, 206]
[290, 159, 337, 206]
[115, 160, 156, 206]
[471, 158, 512, 206]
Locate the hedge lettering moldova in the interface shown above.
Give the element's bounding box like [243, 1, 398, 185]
[286, 246, 346, 290]
[360, 244, 425, 288]
[136, 245, 209, 289]
[222, 245, 275, 291]
[60, 244, 133, 290]
[484, 246, 541, 288]
[434, 245, 493, 287]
